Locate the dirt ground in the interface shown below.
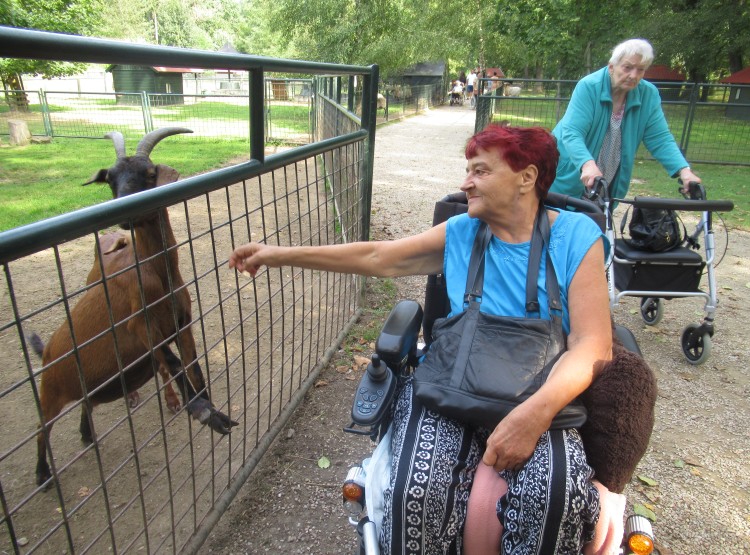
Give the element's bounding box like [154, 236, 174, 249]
[204, 104, 750, 554]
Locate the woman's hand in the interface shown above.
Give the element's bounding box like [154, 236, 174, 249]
[580, 160, 603, 190]
[482, 404, 547, 472]
[228, 242, 279, 277]
[678, 167, 702, 192]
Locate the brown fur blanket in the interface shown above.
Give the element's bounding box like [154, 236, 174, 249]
[580, 338, 658, 493]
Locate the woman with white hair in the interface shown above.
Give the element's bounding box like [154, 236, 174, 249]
[551, 38, 701, 201]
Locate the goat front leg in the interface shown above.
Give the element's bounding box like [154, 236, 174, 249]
[160, 346, 238, 434]
[128, 315, 237, 434]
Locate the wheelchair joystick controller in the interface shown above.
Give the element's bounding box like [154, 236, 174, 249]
[367, 354, 387, 381]
[349, 353, 397, 428]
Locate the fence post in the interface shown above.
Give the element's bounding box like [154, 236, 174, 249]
[680, 82, 699, 158]
[250, 69, 265, 162]
[39, 90, 53, 137]
[347, 76, 355, 113]
[140, 91, 153, 133]
[361, 65, 379, 244]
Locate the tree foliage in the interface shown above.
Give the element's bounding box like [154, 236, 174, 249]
[1, 0, 103, 82]
[3, 0, 748, 84]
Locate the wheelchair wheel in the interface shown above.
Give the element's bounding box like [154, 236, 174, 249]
[640, 298, 663, 326]
[681, 324, 712, 365]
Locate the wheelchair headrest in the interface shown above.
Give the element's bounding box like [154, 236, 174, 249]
[432, 191, 606, 232]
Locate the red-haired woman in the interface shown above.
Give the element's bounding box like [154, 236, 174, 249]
[229, 124, 612, 553]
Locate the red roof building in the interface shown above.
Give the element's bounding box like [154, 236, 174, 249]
[645, 65, 685, 82]
[720, 67, 750, 84]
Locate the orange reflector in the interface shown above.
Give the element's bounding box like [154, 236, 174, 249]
[628, 533, 654, 555]
[342, 482, 364, 502]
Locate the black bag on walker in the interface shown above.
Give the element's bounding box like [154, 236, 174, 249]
[622, 206, 684, 252]
[413, 207, 587, 430]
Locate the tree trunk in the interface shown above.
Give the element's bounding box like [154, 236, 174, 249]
[8, 119, 32, 146]
[3, 73, 30, 112]
[728, 50, 744, 75]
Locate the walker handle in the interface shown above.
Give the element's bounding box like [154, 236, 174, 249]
[618, 196, 734, 212]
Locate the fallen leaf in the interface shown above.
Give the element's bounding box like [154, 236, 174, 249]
[345, 375, 357, 381]
[637, 475, 658, 487]
[674, 459, 686, 468]
[78, 486, 91, 497]
[683, 457, 703, 467]
[644, 490, 660, 503]
[689, 467, 702, 476]
[353, 355, 371, 368]
[633, 503, 657, 522]
[318, 456, 331, 469]
[336, 365, 350, 373]
[314, 379, 329, 388]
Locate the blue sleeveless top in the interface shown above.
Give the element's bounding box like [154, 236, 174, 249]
[443, 209, 607, 334]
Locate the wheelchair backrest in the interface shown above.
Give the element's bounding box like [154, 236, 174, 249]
[421, 191, 605, 344]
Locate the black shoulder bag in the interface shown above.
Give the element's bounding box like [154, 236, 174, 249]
[413, 206, 587, 430]
[621, 205, 684, 252]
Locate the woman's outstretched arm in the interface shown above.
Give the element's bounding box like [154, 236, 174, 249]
[229, 222, 447, 279]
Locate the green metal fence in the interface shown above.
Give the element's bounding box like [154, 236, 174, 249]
[476, 78, 750, 166]
[0, 27, 377, 555]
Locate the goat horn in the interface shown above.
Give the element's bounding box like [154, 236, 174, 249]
[104, 131, 127, 158]
[135, 127, 193, 157]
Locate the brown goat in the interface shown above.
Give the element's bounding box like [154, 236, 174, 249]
[31, 128, 237, 488]
[87, 232, 180, 413]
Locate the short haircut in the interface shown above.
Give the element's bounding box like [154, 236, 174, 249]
[465, 124, 559, 198]
[609, 38, 654, 67]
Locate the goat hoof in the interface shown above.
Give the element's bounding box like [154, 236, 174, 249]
[166, 398, 181, 414]
[208, 411, 239, 435]
[36, 465, 53, 489]
[128, 391, 141, 408]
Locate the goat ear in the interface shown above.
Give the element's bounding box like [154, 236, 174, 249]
[156, 164, 180, 186]
[82, 169, 108, 186]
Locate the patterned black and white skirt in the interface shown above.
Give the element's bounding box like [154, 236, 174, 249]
[380, 378, 600, 555]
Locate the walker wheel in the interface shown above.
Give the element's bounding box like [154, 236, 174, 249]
[640, 298, 664, 326]
[681, 324, 712, 365]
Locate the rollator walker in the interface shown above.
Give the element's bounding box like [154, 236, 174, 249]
[586, 178, 734, 365]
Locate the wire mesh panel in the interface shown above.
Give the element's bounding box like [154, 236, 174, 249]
[0, 26, 377, 555]
[0, 144, 365, 554]
[1, 78, 314, 146]
[0, 89, 44, 135]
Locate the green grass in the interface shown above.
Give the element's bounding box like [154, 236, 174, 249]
[0, 137, 250, 231]
[629, 160, 749, 229]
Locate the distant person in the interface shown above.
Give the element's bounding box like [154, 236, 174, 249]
[490, 71, 501, 96]
[467, 69, 478, 108]
[551, 38, 701, 200]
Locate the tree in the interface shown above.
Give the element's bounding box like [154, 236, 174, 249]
[644, 0, 750, 83]
[1, 0, 104, 110]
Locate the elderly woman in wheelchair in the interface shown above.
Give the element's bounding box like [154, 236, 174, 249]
[230, 124, 656, 554]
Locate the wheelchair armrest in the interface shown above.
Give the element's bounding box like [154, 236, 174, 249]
[614, 324, 642, 357]
[375, 300, 424, 370]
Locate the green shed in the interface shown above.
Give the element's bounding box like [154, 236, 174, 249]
[107, 65, 195, 106]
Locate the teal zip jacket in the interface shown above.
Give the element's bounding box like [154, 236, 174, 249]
[551, 66, 688, 201]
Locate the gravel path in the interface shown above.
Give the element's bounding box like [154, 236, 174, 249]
[206, 104, 750, 554]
